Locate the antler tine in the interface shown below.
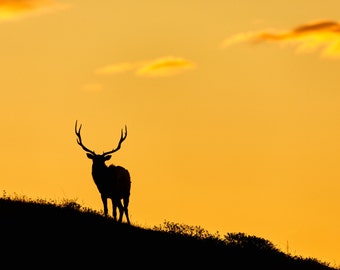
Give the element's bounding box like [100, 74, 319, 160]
[103, 125, 128, 156]
[75, 120, 96, 154]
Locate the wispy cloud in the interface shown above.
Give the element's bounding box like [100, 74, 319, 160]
[136, 57, 196, 77]
[0, 0, 70, 22]
[221, 20, 340, 59]
[95, 56, 196, 77]
[95, 62, 143, 75]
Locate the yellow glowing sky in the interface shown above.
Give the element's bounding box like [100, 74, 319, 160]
[1, 0, 340, 265]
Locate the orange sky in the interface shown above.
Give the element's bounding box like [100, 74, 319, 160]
[1, 0, 340, 266]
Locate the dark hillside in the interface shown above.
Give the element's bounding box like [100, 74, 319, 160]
[0, 196, 337, 270]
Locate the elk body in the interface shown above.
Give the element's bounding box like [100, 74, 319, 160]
[75, 120, 131, 224]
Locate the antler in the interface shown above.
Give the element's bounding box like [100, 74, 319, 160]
[102, 125, 128, 156]
[75, 120, 96, 155]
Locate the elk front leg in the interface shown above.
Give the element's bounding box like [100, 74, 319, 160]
[112, 200, 118, 222]
[112, 200, 123, 222]
[101, 194, 108, 217]
[112, 199, 121, 221]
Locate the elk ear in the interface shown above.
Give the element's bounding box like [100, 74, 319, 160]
[86, 153, 94, 159]
[104, 155, 111, 161]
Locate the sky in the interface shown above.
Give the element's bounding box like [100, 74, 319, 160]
[1, 0, 339, 266]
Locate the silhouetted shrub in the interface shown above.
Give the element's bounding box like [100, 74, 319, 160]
[153, 220, 222, 241]
[224, 232, 279, 252]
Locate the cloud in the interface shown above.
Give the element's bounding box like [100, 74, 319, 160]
[95, 56, 196, 77]
[136, 57, 196, 77]
[95, 62, 143, 75]
[0, 0, 70, 22]
[221, 20, 340, 59]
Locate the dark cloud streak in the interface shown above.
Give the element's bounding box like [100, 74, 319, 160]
[222, 20, 340, 59]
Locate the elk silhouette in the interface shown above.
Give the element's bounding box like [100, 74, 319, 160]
[75, 120, 131, 224]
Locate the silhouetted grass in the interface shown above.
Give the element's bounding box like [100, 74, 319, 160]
[0, 192, 337, 269]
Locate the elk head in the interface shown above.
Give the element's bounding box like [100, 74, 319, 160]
[74, 120, 127, 164]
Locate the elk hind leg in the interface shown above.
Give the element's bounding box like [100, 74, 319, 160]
[123, 196, 130, 225]
[114, 200, 124, 223]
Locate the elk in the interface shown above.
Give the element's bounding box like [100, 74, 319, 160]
[75, 120, 131, 224]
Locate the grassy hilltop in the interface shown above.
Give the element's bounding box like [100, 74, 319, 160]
[0, 193, 337, 270]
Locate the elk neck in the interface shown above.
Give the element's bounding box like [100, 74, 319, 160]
[91, 161, 109, 183]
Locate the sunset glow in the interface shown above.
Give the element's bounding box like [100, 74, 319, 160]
[1, 1, 339, 267]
